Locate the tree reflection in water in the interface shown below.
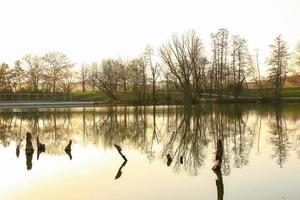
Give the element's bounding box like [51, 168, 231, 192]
[0, 104, 297, 175]
[268, 105, 290, 167]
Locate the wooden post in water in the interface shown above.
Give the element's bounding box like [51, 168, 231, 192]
[64, 140, 72, 160]
[114, 144, 128, 161]
[212, 139, 223, 171]
[25, 132, 34, 155]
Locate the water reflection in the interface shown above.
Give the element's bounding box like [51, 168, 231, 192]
[37, 137, 46, 160]
[268, 106, 290, 167]
[115, 160, 127, 180]
[25, 132, 34, 170]
[16, 144, 20, 158]
[0, 104, 299, 176]
[64, 140, 72, 160]
[214, 169, 224, 200]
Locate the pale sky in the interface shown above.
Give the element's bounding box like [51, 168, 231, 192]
[0, 0, 299, 73]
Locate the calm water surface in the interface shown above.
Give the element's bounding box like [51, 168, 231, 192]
[0, 104, 300, 200]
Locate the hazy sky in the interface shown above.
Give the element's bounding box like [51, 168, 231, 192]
[0, 0, 299, 72]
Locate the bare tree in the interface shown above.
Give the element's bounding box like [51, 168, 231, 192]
[293, 41, 300, 74]
[267, 35, 289, 99]
[137, 55, 148, 102]
[247, 50, 263, 97]
[160, 31, 204, 104]
[78, 64, 89, 92]
[145, 46, 160, 102]
[0, 63, 12, 92]
[58, 70, 75, 94]
[22, 54, 46, 92]
[211, 28, 229, 99]
[127, 58, 146, 102]
[12, 60, 25, 92]
[230, 35, 249, 98]
[116, 59, 128, 92]
[94, 59, 122, 100]
[87, 62, 98, 92]
[43, 52, 73, 93]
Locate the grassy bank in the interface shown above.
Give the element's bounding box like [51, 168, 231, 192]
[2, 87, 300, 105]
[70, 88, 300, 105]
[71, 91, 185, 104]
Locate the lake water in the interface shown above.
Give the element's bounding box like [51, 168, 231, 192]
[0, 104, 300, 200]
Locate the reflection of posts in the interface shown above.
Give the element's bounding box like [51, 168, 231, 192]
[26, 152, 33, 170]
[212, 139, 224, 200]
[115, 160, 127, 180]
[25, 132, 34, 170]
[65, 140, 72, 160]
[212, 140, 223, 171]
[16, 145, 20, 158]
[37, 137, 46, 160]
[214, 169, 224, 200]
[65, 149, 72, 160]
[180, 155, 183, 164]
[167, 154, 172, 166]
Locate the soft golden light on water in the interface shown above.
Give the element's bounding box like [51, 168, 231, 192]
[0, 105, 300, 200]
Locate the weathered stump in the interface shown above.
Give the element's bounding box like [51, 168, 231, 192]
[65, 140, 72, 160]
[166, 154, 172, 166]
[25, 132, 34, 170]
[65, 140, 72, 152]
[114, 144, 127, 161]
[36, 137, 46, 160]
[37, 137, 46, 152]
[180, 155, 183, 164]
[25, 132, 34, 155]
[16, 144, 20, 158]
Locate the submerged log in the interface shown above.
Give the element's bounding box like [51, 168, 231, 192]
[212, 139, 223, 171]
[114, 144, 127, 161]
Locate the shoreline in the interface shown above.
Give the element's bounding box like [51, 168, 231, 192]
[0, 101, 102, 108]
[1, 97, 300, 108]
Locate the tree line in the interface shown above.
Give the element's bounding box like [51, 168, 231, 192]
[0, 28, 299, 102]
